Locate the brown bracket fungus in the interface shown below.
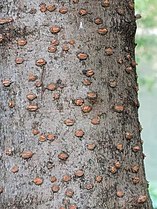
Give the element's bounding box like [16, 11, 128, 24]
[77, 53, 88, 60]
[50, 26, 61, 34]
[101, 0, 110, 7]
[33, 177, 43, 185]
[97, 27, 108, 35]
[27, 104, 38, 112]
[58, 152, 69, 161]
[21, 151, 33, 159]
[36, 58, 47, 66]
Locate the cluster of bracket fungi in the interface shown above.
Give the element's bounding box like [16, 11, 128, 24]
[0, 0, 147, 208]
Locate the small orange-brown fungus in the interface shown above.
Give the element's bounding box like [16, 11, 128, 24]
[97, 27, 108, 35]
[8, 100, 15, 108]
[59, 7, 68, 14]
[82, 79, 92, 86]
[95, 175, 103, 183]
[81, 105, 92, 113]
[128, 1, 134, 10]
[69, 39, 75, 45]
[32, 129, 40, 135]
[36, 58, 46, 66]
[35, 80, 42, 87]
[64, 119, 75, 126]
[47, 133, 55, 141]
[17, 38, 27, 46]
[50, 176, 57, 183]
[77, 53, 88, 60]
[0, 34, 4, 42]
[117, 58, 123, 64]
[110, 166, 117, 174]
[137, 195, 147, 204]
[114, 105, 124, 113]
[105, 47, 113, 56]
[48, 45, 57, 53]
[109, 79, 117, 88]
[39, 134, 47, 142]
[62, 174, 71, 182]
[101, 0, 110, 7]
[115, 161, 121, 169]
[74, 98, 84, 106]
[27, 104, 38, 112]
[125, 132, 133, 140]
[50, 25, 61, 34]
[69, 205, 77, 209]
[5, 148, 13, 156]
[39, 3, 47, 12]
[79, 8, 88, 16]
[142, 153, 146, 159]
[58, 152, 69, 161]
[116, 143, 123, 151]
[60, 207, 66, 209]
[51, 184, 60, 193]
[132, 176, 140, 184]
[0, 17, 13, 25]
[62, 44, 69, 52]
[132, 146, 140, 152]
[53, 93, 60, 100]
[28, 73, 38, 81]
[87, 92, 97, 100]
[2, 79, 11, 87]
[116, 190, 124, 198]
[126, 54, 131, 60]
[134, 100, 139, 108]
[91, 116, 100, 125]
[47, 83, 56, 91]
[15, 57, 24, 64]
[85, 183, 94, 190]
[21, 151, 33, 159]
[87, 143, 96, 150]
[26, 93, 37, 101]
[51, 39, 59, 46]
[72, 0, 79, 3]
[33, 177, 43, 185]
[126, 66, 133, 74]
[11, 165, 19, 173]
[0, 187, 4, 194]
[117, 8, 125, 16]
[94, 17, 103, 25]
[47, 5, 56, 12]
[65, 189, 74, 197]
[132, 165, 139, 173]
[131, 60, 137, 67]
[29, 8, 37, 14]
[75, 169, 84, 177]
[75, 129, 84, 137]
[83, 69, 95, 77]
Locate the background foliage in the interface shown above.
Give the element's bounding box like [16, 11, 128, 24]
[136, 0, 157, 28]
[136, 1, 157, 208]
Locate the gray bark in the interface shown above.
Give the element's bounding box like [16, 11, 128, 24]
[0, 0, 153, 208]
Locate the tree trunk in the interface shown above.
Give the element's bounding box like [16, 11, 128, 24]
[0, 0, 153, 208]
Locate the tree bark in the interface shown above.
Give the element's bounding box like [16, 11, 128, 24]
[0, 0, 153, 209]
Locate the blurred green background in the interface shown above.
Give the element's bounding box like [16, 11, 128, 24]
[136, 0, 157, 208]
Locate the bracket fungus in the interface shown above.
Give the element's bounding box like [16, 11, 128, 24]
[36, 58, 47, 66]
[21, 151, 33, 159]
[27, 104, 38, 112]
[97, 27, 108, 35]
[58, 152, 69, 161]
[50, 25, 61, 34]
[33, 177, 43, 185]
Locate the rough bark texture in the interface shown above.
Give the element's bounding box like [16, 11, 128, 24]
[0, 0, 153, 209]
